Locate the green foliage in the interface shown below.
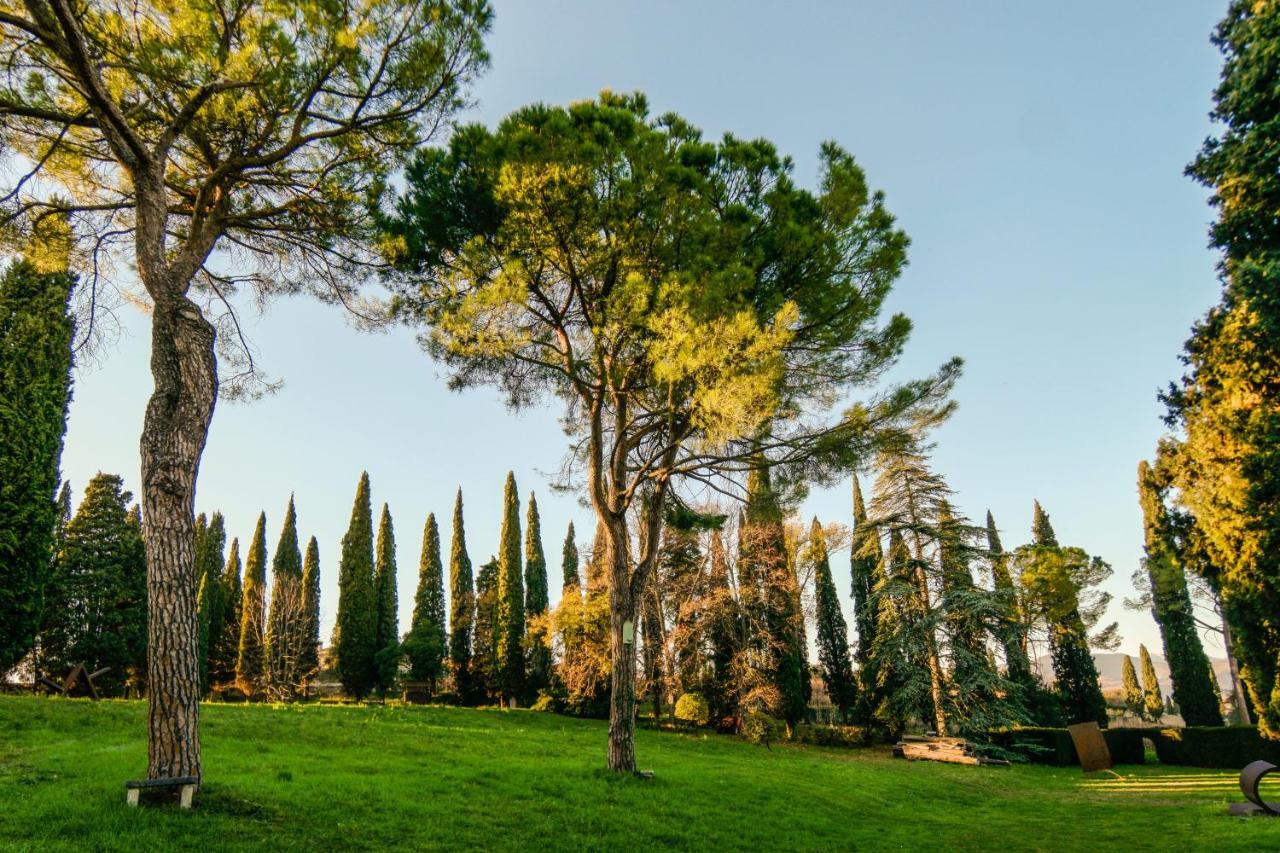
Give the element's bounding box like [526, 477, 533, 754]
[236, 512, 269, 697]
[790, 724, 875, 748]
[741, 711, 786, 747]
[1139, 644, 1165, 723]
[704, 530, 738, 721]
[523, 493, 551, 700]
[561, 521, 579, 591]
[407, 513, 447, 689]
[375, 641, 404, 701]
[195, 512, 227, 696]
[985, 510, 1033, 690]
[849, 474, 884, 724]
[266, 496, 304, 699]
[211, 539, 243, 689]
[1161, 0, 1280, 738]
[336, 473, 378, 700]
[472, 558, 499, 701]
[674, 692, 711, 726]
[0, 259, 73, 675]
[448, 490, 475, 700]
[1136, 460, 1223, 726]
[809, 519, 857, 721]
[495, 472, 524, 702]
[374, 504, 400, 698]
[40, 473, 146, 694]
[1122, 654, 1144, 719]
[299, 537, 322, 692]
[1151, 725, 1280, 769]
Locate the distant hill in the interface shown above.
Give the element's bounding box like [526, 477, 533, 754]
[1035, 651, 1233, 696]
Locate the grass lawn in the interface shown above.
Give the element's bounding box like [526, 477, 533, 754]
[1, 695, 1276, 851]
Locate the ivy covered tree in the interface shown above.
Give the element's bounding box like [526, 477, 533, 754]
[1122, 654, 1144, 719]
[236, 512, 268, 698]
[299, 537, 322, 695]
[336, 473, 378, 700]
[405, 513, 447, 693]
[0, 0, 491, 782]
[495, 473, 525, 704]
[266, 496, 304, 699]
[1140, 644, 1165, 722]
[1136, 460, 1222, 726]
[524, 493, 552, 701]
[810, 519, 856, 721]
[0, 259, 74, 676]
[41, 473, 147, 695]
[374, 504, 401, 698]
[1014, 503, 1112, 727]
[383, 92, 957, 771]
[1161, 0, 1280, 737]
[448, 489, 475, 700]
[210, 539, 242, 689]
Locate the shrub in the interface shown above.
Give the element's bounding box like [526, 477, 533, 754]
[1151, 726, 1280, 769]
[674, 693, 711, 726]
[791, 724, 872, 748]
[742, 712, 785, 747]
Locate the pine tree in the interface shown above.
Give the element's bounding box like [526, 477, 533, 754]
[810, 519, 857, 721]
[336, 472, 378, 699]
[740, 464, 809, 727]
[374, 503, 401, 697]
[1137, 460, 1223, 726]
[40, 473, 147, 695]
[266, 496, 304, 699]
[298, 536, 321, 693]
[448, 489, 475, 701]
[524, 492, 551, 700]
[1121, 654, 1144, 719]
[1140, 644, 1165, 722]
[0, 259, 74, 675]
[236, 511, 268, 697]
[405, 513, 447, 692]
[495, 472, 525, 704]
[211, 538, 243, 688]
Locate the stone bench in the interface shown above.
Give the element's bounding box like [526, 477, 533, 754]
[124, 775, 199, 809]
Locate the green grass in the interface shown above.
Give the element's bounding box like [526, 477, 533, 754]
[0, 695, 1276, 851]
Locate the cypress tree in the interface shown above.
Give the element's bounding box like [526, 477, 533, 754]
[0, 259, 74, 675]
[195, 512, 227, 696]
[211, 538, 243, 688]
[406, 512, 447, 691]
[562, 521, 580, 590]
[495, 472, 525, 704]
[1030, 502, 1108, 727]
[266, 496, 304, 698]
[524, 492, 551, 700]
[299, 536, 321, 692]
[1140, 643, 1165, 722]
[194, 513, 211, 694]
[559, 521, 584, 657]
[811, 518, 857, 721]
[374, 503, 401, 697]
[40, 473, 147, 695]
[986, 510, 1032, 686]
[850, 473, 885, 723]
[1137, 460, 1223, 726]
[336, 472, 378, 699]
[473, 557, 499, 700]
[1121, 654, 1143, 719]
[448, 489, 475, 700]
[236, 511, 269, 697]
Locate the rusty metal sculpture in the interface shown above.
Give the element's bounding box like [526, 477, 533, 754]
[1230, 760, 1280, 817]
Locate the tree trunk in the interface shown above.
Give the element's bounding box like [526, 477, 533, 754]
[1222, 610, 1251, 726]
[141, 293, 217, 783]
[607, 595, 638, 773]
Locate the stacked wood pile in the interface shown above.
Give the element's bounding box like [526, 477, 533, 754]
[893, 734, 1011, 766]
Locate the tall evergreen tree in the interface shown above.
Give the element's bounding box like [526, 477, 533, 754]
[559, 521, 583, 657]
[562, 521, 580, 590]
[449, 489, 475, 700]
[1140, 644, 1165, 722]
[194, 513, 227, 696]
[211, 539, 243, 688]
[374, 503, 401, 697]
[41, 473, 147, 695]
[495, 472, 525, 703]
[236, 512, 269, 697]
[473, 557, 500, 700]
[524, 493, 551, 700]
[740, 464, 809, 727]
[0, 259, 74, 675]
[406, 513, 448, 692]
[986, 510, 1032, 685]
[1121, 654, 1144, 719]
[299, 536, 322, 693]
[336, 472, 378, 700]
[1137, 460, 1223, 726]
[810, 519, 857, 721]
[266, 496, 304, 699]
[851, 474, 889, 725]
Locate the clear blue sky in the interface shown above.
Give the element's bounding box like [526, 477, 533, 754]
[61, 1, 1229, 660]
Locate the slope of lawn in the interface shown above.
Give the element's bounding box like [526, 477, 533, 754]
[0, 695, 1276, 851]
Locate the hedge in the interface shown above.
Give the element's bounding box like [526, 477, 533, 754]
[791, 724, 875, 748]
[991, 725, 1280, 768]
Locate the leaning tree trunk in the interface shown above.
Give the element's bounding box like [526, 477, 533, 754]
[141, 292, 217, 783]
[1222, 610, 1251, 726]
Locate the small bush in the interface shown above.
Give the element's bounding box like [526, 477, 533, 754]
[674, 693, 711, 726]
[742, 712, 785, 747]
[791, 724, 872, 749]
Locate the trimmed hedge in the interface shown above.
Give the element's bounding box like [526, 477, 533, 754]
[991, 725, 1280, 768]
[791, 724, 874, 748]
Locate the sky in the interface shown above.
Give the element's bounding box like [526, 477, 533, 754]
[59, 1, 1231, 662]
